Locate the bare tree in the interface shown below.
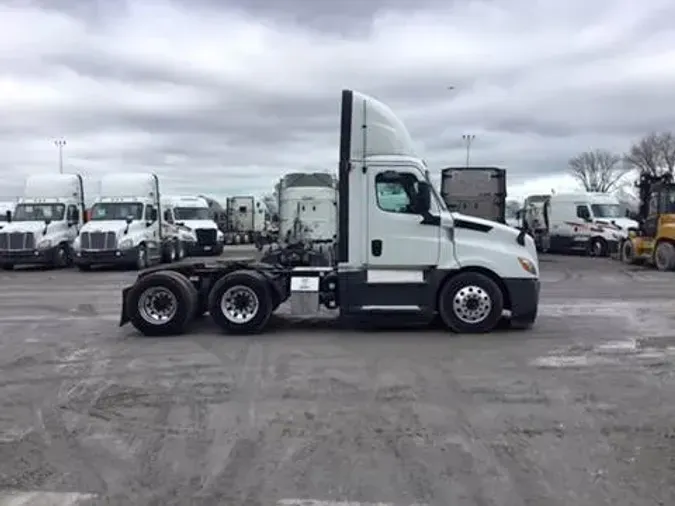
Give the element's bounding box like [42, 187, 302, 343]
[568, 149, 628, 192]
[624, 131, 675, 176]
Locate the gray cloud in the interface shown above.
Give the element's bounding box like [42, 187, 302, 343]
[1, 0, 675, 200]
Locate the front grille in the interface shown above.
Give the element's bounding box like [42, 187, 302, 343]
[81, 231, 117, 250]
[196, 229, 217, 246]
[0, 232, 35, 250]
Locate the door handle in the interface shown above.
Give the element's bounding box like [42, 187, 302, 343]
[371, 239, 382, 257]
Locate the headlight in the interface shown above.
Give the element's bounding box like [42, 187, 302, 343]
[518, 257, 538, 276]
[37, 239, 52, 250]
[118, 238, 134, 249]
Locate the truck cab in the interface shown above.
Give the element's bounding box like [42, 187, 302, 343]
[167, 195, 224, 256]
[73, 173, 169, 270]
[546, 192, 635, 256]
[0, 174, 85, 270]
[120, 89, 540, 336]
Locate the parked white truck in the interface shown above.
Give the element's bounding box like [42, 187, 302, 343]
[120, 89, 540, 337]
[73, 173, 180, 270]
[0, 174, 85, 270]
[166, 195, 224, 256]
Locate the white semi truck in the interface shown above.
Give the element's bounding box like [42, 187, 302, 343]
[0, 174, 86, 270]
[223, 196, 269, 245]
[119, 89, 540, 337]
[73, 173, 180, 270]
[166, 195, 224, 256]
[262, 172, 338, 266]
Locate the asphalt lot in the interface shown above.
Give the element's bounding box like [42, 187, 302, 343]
[1, 249, 675, 506]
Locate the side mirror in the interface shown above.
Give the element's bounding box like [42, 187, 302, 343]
[44, 218, 52, 226]
[176, 221, 185, 226]
[415, 182, 431, 214]
[583, 215, 592, 222]
[125, 215, 134, 224]
[150, 209, 158, 221]
[5, 210, 11, 223]
[625, 209, 631, 218]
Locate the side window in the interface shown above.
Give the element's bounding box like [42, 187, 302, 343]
[163, 208, 173, 223]
[375, 171, 418, 214]
[67, 204, 79, 222]
[576, 205, 590, 220]
[650, 192, 660, 215]
[145, 204, 155, 221]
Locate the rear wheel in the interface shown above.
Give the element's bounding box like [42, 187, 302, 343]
[125, 271, 198, 336]
[621, 239, 635, 264]
[1, 264, 13, 271]
[208, 270, 273, 334]
[438, 272, 504, 333]
[654, 241, 675, 271]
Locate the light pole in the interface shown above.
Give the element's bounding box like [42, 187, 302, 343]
[461, 134, 475, 167]
[54, 139, 66, 174]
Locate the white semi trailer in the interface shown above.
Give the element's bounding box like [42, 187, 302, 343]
[0, 174, 86, 269]
[119, 89, 540, 337]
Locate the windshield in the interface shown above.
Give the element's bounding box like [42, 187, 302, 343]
[91, 202, 144, 221]
[591, 203, 622, 219]
[174, 207, 211, 220]
[13, 203, 65, 222]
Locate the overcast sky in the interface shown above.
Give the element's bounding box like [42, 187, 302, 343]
[1, 0, 674, 202]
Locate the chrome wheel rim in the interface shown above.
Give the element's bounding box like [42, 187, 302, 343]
[452, 285, 492, 324]
[138, 287, 177, 325]
[220, 285, 259, 324]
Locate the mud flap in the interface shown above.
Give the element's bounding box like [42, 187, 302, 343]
[119, 286, 132, 326]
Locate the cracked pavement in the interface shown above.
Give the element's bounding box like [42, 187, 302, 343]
[1, 249, 674, 506]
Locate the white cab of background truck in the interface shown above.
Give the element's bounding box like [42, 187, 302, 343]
[546, 192, 637, 256]
[167, 195, 224, 256]
[73, 173, 176, 270]
[0, 174, 85, 270]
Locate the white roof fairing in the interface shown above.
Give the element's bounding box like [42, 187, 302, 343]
[348, 90, 418, 162]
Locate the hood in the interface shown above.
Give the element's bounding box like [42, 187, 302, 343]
[452, 212, 518, 234]
[179, 219, 218, 230]
[594, 217, 638, 231]
[0, 221, 52, 235]
[80, 220, 129, 234]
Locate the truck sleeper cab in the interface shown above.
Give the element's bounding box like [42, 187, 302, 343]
[0, 174, 85, 270]
[120, 89, 540, 337]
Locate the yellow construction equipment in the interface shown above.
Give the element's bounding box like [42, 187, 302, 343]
[621, 174, 675, 270]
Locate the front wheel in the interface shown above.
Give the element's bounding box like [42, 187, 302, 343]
[437, 272, 504, 333]
[136, 245, 148, 270]
[208, 270, 273, 334]
[590, 237, 607, 257]
[654, 241, 675, 271]
[125, 271, 198, 336]
[54, 244, 70, 268]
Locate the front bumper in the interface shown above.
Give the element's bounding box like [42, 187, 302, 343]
[503, 277, 540, 322]
[187, 242, 223, 255]
[0, 247, 57, 265]
[74, 247, 138, 266]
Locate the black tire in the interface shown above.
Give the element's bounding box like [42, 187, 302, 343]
[438, 272, 504, 333]
[621, 239, 635, 265]
[208, 270, 273, 334]
[55, 244, 69, 268]
[136, 245, 148, 270]
[590, 237, 607, 257]
[654, 241, 675, 271]
[125, 270, 198, 336]
[1, 264, 14, 271]
[77, 263, 91, 272]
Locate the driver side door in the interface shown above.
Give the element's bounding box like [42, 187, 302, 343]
[367, 167, 440, 268]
